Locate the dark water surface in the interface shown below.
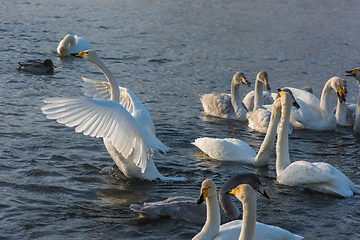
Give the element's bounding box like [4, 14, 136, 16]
[1, 0, 360, 239]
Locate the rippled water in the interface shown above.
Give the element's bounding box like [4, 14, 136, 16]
[1, 0, 360, 239]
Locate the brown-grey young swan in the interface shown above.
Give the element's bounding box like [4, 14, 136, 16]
[200, 72, 251, 121]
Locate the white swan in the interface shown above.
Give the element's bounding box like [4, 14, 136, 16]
[345, 68, 360, 132]
[286, 76, 346, 131]
[275, 89, 356, 198]
[130, 173, 265, 224]
[57, 34, 92, 57]
[334, 80, 356, 127]
[192, 178, 302, 240]
[200, 72, 251, 121]
[192, 91, 294, 166]
[41, 50, 184, 181]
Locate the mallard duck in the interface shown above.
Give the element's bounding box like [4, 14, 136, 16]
[18, 59, 56, 75]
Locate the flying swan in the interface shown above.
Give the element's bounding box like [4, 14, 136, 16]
[41, 50, 185, 181]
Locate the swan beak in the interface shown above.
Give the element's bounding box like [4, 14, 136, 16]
[52, 64, 57, 68]
[71, 51, 86, 58]
[257, 185, 270, 199]
[293, 100, 300, 109]
[264, 79, 271, 91]
[225, 188, 238, 196]
[197, 188, 209, 204]
[244, 79, 251, 87]
[345, 69, 359, 77]
[337, 87, 346, 103]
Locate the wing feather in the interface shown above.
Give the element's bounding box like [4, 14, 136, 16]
[41, 97, 149, 171]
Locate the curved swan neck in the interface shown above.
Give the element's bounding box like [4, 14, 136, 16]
[253, 79, 264, 111]
[90, 55, 120, 102]
[276, 95, 292, 176]
[231, 80, 247, 116]
[354, 84, 360, 133]
[335, 99, 347, 126]
[239, 190, 257, 240]
[319, 79, 333, 117]
[198, 194, 220, 239]
[254, 98, 281, 166]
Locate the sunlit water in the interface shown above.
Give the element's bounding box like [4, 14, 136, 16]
[0, 0, 360, 239]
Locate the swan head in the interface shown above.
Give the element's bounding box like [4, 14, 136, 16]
[227, 183, 269, 203]
[256, 70, 271, 90]
[57, 34, 76, 57]
[277, 88, 300, 109]
[197, 179, 217, 204]
[329, 77, 346, 103]
[233, 72, 251, 87]
[71, 50, 101, 64]
[346, 68, 360, 82]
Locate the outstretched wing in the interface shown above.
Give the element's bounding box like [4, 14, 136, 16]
[41, 97, 149, 171]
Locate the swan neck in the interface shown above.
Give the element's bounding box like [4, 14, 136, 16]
[92, 56, 120, 101]
[354, 84, 360, 132]
[199, 194, 220, 239]
[231, 81, 246, 116]
[253, 79, 264, 111]
[319, 80, 333, 117]
[239, 194, 256, 240]
[276, 98, 291, 176]
[254, 98, 281, 166]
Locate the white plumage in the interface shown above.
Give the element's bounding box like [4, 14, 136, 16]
[57, 34, 92, 56]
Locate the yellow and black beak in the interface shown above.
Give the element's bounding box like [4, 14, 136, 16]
[257, 185, 270, 199]
[345, 69, 359, 77]
[197, 187, 209, 204]
[277, 88, 301, 109]
[52, 64, 57, 68]
[70, 51, 87, 58]
[337, 87, 346, 103]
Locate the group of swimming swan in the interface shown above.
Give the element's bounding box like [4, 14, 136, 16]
[37, 34, 358, 239]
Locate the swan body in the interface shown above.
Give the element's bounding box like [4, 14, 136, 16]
[57, 34, 92, 56]
[193, 177, 302, 240]
[346, 68, 360, 132]
[242, 91, 274, 113]
[192, 96, 283, 166]
[287, 77, 346, 131]
[131, 174, 265, 224]
[200, 72, 251, 121]
[275, 90, 356, 197]
[42, 50, 184, 181]
[18, 59, 56, 75]
[246, 71, 274, 133]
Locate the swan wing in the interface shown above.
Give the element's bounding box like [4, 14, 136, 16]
[277, 161, 334, 186]
[192, 137, 256, 162]
[200, 93, 233, 118]
[313, 162, 356, 197]
[81, 77, 157, 137]
[41, 97, 149, 171]
[131, 196, 206, 224]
